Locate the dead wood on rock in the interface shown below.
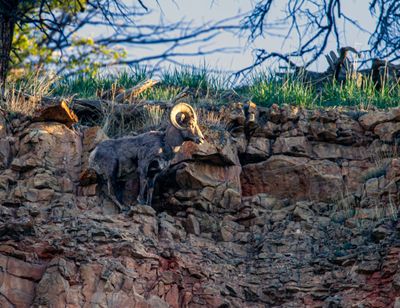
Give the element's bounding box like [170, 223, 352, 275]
[277, 46, 400, 88]
[32, 100, 78, 128]
[114, 79, 159, 103]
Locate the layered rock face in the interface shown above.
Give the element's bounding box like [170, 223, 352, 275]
[1, 104, 400, 307]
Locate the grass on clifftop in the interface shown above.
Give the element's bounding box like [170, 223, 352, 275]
[243, 73, 391, 108]
[9, 66, 400, 109]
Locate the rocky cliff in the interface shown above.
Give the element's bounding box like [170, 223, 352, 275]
[1, 104, 400, 307]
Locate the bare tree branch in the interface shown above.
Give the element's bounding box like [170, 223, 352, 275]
[240, 0, 400, 75]
[8, 0, 242, 77]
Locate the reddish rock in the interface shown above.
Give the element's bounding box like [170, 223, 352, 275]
[341, 160, 374, 192]
[15, 122, 82, 181]
[6, 256, 45, 281]
[374, 121, 400, 142]
[386, 158, 400, 180]
[185, 214, 200, 235]
[253, 120, 281, 138]
[81, 126, 108, 170]
[241, 155, 343, 201]
[0, 113, 11, 168]
[176, 162, 240, 190]
[172, 130, 239, 166]
[244, 137, 271, 162]
[309, 120, 337, 141]
[335, 115, 366, 145]
[273, 136, 312, 157]
[0, 255, 46, 307]
[0, 271, 36, 307]
[359, 108, 400, 130]
[0, 139, 11, 169]
[312, 142, 368, 160]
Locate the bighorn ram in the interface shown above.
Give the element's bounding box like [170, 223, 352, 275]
[88, 103, 204, 209]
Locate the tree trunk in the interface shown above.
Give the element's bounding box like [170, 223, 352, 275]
[0, 15, 16, 97]
[0, 1, 18, 98]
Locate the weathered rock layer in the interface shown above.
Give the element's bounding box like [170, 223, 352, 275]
[1, 104, 400, 307]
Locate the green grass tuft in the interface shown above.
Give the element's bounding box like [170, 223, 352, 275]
[52, 68, 148, 98]
[32, 66, 400, 108]
[242, 73, 317, 107]
[321, 77, 400, 108]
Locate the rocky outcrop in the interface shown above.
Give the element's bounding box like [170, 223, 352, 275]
[1, 104, 400, 307]
[241, 155, 343, 201]
[240, 105, 397, 204]
[157, 130, 242, 214]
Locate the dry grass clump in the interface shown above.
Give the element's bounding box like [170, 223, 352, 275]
[3, 71, 57, 116]
[196, 108, 227, 132]
[101, 103, 166, 138]
[5, 89, 38, 117]
[101, 102, 138, 137]
[142, 105, 164, 129]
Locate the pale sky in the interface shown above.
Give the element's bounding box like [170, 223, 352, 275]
[90, 0, 376, 72]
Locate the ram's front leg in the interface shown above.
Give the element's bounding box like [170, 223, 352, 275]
[137, 166, 148, 205]
[146, 173, 159, 206]
[107, 178, 124, 211]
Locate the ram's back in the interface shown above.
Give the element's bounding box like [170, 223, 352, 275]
[89, 131, 165, 178]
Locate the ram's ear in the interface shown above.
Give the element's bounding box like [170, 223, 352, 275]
[170, 103, 197, 130]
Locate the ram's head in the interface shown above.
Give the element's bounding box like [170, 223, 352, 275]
[170, 103, 205, 144]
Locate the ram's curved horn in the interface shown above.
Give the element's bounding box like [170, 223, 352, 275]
[169, 103, 197, 130]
